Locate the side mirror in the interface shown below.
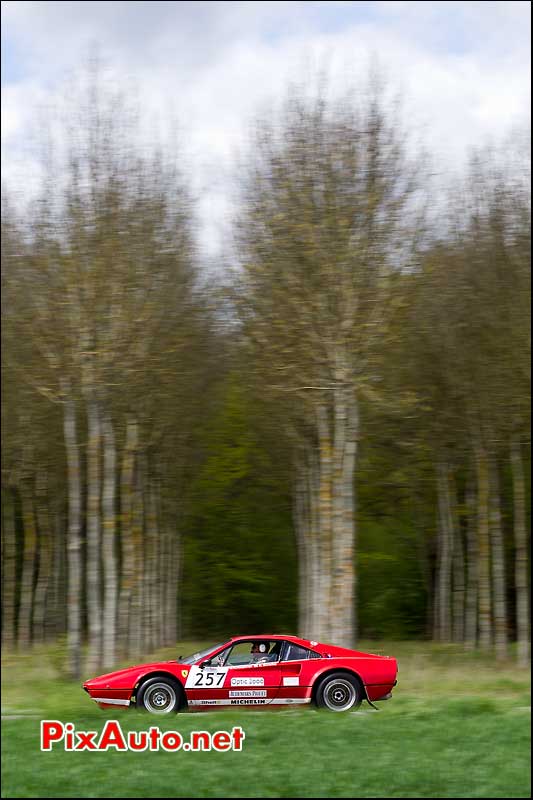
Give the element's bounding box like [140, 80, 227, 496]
[199, 660, 210, 669]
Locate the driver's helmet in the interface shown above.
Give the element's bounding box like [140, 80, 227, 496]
[250, 641, 269, 656]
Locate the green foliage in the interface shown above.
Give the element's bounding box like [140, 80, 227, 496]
[181, 375, 297, 636]
[355, 412, 431, 640]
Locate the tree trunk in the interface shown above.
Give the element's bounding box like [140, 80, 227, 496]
[432, 506, 440, 641]
[302, 387, 357, 647]
[141, 458, 158, 654]
[2, 490, 17, 648]
[308, 456, 321, 638]
[162, 490, 179, 647]
[294, 465, 310, 638]
[316, 404, 333, 643]
[294, 445, 320, 639]
[47, 505, 64, 640]
[86, 398, 102, 673]
[33, 470, 52, 645]
[118, 416, 138, 654]
[330, 383, 357, 648]
[301, 447, 321, 639]
[157, 487, 169, 647]
[489, 455, 507, 660]
[451, 475, 465, 643]
[167, 526, 180, 646]
[475, 442, 492, 650]
[129, 462, 144, 659]
[464, 475, 478, 650]
[18, 483, 37, 649]
[510, 437, 529, 667]
[436, 461, 454, 642]
[102, 410, 118, 670]
[63, 388, 82, 679]
[146, 477, 160, 651]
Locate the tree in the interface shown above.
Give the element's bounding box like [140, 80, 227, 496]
[234, 75, 421, 646]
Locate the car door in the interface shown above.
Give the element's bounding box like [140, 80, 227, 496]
[272, 641, 320, 705]
[225, 661, 281, 706]
[185, 641, 282, 707]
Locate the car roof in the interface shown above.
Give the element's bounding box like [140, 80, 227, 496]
[229, 634, 311, 644]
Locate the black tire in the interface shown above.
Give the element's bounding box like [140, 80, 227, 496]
[315, 672, 362, 712]
[137, 676, 182, 715]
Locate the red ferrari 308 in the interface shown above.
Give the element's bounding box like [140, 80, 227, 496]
[83, 635, 398, 714]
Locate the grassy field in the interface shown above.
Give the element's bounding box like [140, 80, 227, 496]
[1, 641, 530, 798]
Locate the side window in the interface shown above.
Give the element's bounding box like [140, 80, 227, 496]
[226, 643, 256, 666]
[283, 643, 318, 661]
[224, 641, 276, 666]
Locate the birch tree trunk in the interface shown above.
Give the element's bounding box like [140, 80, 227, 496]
[510, 437, 529, 667]
[118, 417, 138, 654]
[294, 445, 320, 639]
[147, 478, 161, 648]
[142, 463, 158, 654]
[432, 514, 440, 641]
[294, 466, 310, 638]
[157, 487, 169, 647]
[102, 410, 117, 670]
[165, 527, 179, 646]
[489, 456, 508, 659]
[298, 389, 357, 647]
[86, 398, 102, 673]
[18, 483, 37, 649]
[436, 461, 453, 642]
[451, 476, 465, 643]
[464, 476, 478, 650]
[308, 456, 321, 638]
[47, 505, 64, 640]
[2, 490, 17, 648]
[33, 470, 52, 645]
[175, 518, 183, 643]
[63, 389, 83, 678]
[330, 383, 357, 648]
[129, 463, 144, 658]
[162, 526, 173, 647]
[316, 404, 333, 643]
[475, 442, 492, 650]
[300, 448, 321, 639]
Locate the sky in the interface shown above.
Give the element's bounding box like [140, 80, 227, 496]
[1, 0, 531, 258]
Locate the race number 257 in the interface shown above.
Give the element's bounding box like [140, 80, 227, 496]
[194, 670, 225, 687]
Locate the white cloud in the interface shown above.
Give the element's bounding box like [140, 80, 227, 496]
[2, 1, 530, 258]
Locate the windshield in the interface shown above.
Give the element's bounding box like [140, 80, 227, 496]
[178, 642, 227, 665]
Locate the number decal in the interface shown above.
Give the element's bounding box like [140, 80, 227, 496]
[186, 667, 228, 689]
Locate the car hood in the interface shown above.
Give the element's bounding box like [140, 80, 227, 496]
[84, 661, 185, 689]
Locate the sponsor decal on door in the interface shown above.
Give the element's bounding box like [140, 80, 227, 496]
[230, 677, 265, 687]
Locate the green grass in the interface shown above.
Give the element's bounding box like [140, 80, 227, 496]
[2, 641, 531, 798]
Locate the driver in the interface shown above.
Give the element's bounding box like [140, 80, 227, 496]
[250, 641, 270, 662]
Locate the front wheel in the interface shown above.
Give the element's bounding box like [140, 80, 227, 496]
[137, 677, 181, 714]
[315, 672, 362, 712]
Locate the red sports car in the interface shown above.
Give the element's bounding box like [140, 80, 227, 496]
[83, 635, 398, 714]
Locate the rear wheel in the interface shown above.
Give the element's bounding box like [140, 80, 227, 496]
[137, 677, 181, 714]
[315, 672, 362, 712]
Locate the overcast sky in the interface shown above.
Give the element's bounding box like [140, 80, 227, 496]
[1, 1, 531, 257]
